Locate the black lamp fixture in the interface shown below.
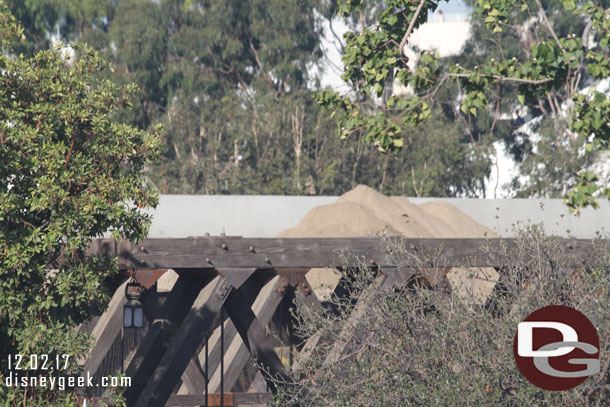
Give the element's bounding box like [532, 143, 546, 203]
[123, 279, 144, 329]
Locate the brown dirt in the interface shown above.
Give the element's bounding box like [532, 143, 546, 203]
[278, 200, 401, 238]
[278, 185, 499, 303]
[418, 200, 497, 238]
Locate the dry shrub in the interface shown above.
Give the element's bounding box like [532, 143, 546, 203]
[271, 226, 610, 406]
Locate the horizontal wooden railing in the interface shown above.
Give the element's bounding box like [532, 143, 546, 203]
[87, 236, 609, 269]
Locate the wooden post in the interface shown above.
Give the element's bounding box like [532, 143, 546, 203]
[177, 268, 258, 395]
[222, 282, 291, 392]
[208, 275, 284, 393]
[122, 274, 210, 406]
[134, 275, 229, 407]
[81, 280, 128, 377]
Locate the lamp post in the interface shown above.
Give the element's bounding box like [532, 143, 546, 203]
[123, 280, 144, 329]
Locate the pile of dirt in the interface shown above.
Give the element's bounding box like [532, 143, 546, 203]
[278, 185, 499, 303]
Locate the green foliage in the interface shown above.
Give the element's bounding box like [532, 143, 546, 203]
[0, 2, 161, 404]
[454, 0, 610, 206]
[316, 0, 445, 154]
[322, 0, 610, 205]
[5, 0, 491, 197]
[3, 0, 112, 56]
[312, 0, 492, 196]
[104, 0, 330, 194]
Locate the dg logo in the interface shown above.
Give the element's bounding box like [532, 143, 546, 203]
[513, 305, 600, 391]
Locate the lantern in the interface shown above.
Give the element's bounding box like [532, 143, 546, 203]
[123, 280, 144, 329]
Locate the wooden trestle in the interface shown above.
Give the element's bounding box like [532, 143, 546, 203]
[81, 236, 604, 407]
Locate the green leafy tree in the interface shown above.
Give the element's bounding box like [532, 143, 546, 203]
[454, 0, 610, 209]
[439, 0, 609, 199]
[4, 0, 112, 56]
[80, 0, 344, 195]
[317, 0, 610, 205]
[0, 2, 161, 404]
[315, 0, 493, 197]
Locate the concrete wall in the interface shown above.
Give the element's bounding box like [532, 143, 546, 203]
[146, 195, 610, 238]
[410, 197, 610, 238]
[146, 195, 337, 238]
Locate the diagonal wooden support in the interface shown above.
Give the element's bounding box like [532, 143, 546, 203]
[177, 268, 257, 395]
[294, 284, 323, 322]
[293, 268, 415, 372]
[134, 275, 229, 407]
[324, 274, 387, 365]
[80, 279, 128, 377]
[324, 267, 416, 366]
[222, 282, 291, 392]
[208, 275, 284, 393]
[180, 357, 208, 396]
[122, 274, 209, 406]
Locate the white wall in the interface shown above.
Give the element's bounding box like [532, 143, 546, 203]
[146, 195, 610, 239]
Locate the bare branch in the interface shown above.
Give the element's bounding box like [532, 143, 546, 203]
[449, 72, 553, 85]
[398, 0, 428, 54]
[534, 0, 565, 52]
[248, 38, 275, 90]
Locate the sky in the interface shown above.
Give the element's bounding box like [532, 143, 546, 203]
[436, 0, 471, 14]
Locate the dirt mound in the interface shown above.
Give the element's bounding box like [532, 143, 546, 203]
[278, 201, 401, 238]
[338, 185, 433, 238]
[279, 185, 499, 303]
[284, 185, 497, 239]
[418, 200, 497, 238]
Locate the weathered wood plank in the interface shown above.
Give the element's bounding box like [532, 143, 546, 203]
[165, 392, 271, 406]
[89, 237, 605, 269]
[209, 275, 284, 393]
[134, 275, 228, 407]
[218, 267, 258, 289]
[177, 269, 260, 395]
[80, 280, 128, 376]
[222, 283, 290, 392]
[123, 274, 209, 406]
[233, 391, 272, 406]
[179, 358, 208, 396]
[294, 285, 323, 321]
[293, 268, 416, 372]
[166, 393, 233, 406]
[324, 269, 416, 366]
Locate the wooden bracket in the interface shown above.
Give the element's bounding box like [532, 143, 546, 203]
[276, 268, 311, 296]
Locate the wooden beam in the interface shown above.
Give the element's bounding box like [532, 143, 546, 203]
[88, 237, 605, 269]
[208, 275, 284, 393]
[218, 267, 257, 289]
[166, 393, 233, 406]
[134, 275, 229, 407]
[80, 280, 127, 376]
[180, 358, 208, 396]
[294, 268, 415, 372]
[294, 284, 323, 321]
[122, 274, 209, 406]
[233, 391, 272, 406]
[177, 268, 259, 395]
[324, 274, 387, 365]
[165, 392, 271, 406]
[222, 282, 290, 392]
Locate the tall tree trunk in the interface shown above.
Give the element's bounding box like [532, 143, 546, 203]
[292, 106, 305, 192]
